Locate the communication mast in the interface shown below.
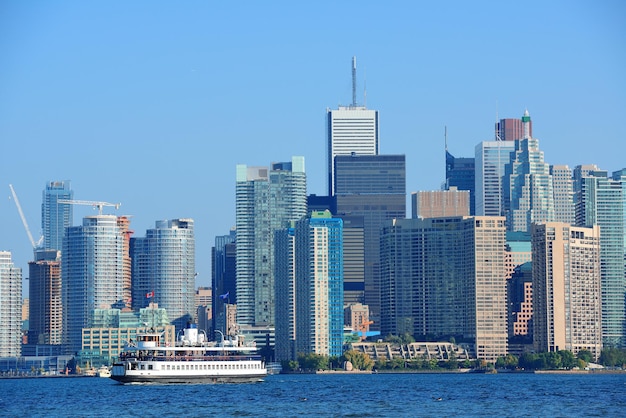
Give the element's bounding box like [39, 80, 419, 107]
[57, 199, 121, 215]
[8, 184, 43, 249]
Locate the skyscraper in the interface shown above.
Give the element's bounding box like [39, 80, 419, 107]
[575, 167, 626, 348]
[475, 140, 515, 217]
[42, 180, 73, 251]
[445, 150, 475, 215]
[495, 116, 532, 141]
[411, 188, 470, 219]
[334, 154, 406, 329]
[28, 250, 62, 345]
[326, 57, 379, 196]
[130, 219, 196, 332]
[532, 223, 602, 359]
[0, 251, 22, 357]
[235, 156, 307, 327]
[212, 230, 236, 335]
[551, 165, 575, 225]
[62, 215, 126, 354]
[275, 211, 343, 361]
[379, 216, 507, 362]
[502, 111, 555, 232]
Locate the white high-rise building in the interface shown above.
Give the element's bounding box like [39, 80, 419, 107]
[475, 140, 515, 217]
[62, 215, 126, 354]
[0, 251, 22, 357]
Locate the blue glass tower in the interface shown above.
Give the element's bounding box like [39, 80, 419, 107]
[42, 181, 73, 251]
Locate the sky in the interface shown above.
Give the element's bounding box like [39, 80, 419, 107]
[1, 1, 625, 294]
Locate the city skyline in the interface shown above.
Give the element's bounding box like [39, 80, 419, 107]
[1, 1, 625, 291]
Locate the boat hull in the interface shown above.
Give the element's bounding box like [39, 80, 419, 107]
[110, 373, 265, 384]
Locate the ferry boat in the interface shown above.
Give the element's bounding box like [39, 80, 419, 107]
[97, 365, 111, 378]
[110, 325, 266, 384]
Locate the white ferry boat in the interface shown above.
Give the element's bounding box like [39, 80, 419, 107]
[110, 325, 266, 384]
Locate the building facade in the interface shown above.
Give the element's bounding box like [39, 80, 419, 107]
[445, 151, 475, 215]
[334, 154, 406, 329]
[532, 223, 602, 359]
[411, 188, 470, 219]
[379, 216, 508, 362]
[551, 165, 575, 225]
[62, 215, 127, 354]
[42, 180, 73, 251]
[235, 157, 307, 327]
[475, 140, 516, 217]
[0, 251, 22, 357]
[130, 219, 196, 332]
[28, 250, 62, 345]
[212, 230, 236, 335]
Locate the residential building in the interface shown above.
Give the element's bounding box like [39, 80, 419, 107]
[235, 156, 307, 327]
[532, 223, 602, 359]
[575, 167, 626, 347]
[0, 251, 22, 357]
[379, 216, 508, 362]
[62, 215, 126, 354]
[334, 154, 406, 329]
[130, 219, 196, 332]
[28, 250, 62, 345]
[42, 180, 73, 251]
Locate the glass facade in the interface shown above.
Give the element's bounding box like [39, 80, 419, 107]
[130, 219, 195, 333]
[42, 180, 73, 251]
[475, 141, 515, 217]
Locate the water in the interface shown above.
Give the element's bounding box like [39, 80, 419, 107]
[1, 372, 624, 417]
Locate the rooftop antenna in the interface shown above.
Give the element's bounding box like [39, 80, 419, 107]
[352, 56, 357, 107]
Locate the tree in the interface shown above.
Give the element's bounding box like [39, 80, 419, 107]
[577, 349, 593, 364]
[559, 350, 577, 370]
[342, 350, 374, 371]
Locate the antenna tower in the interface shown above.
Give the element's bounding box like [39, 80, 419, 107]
[351, 56, 357, 107]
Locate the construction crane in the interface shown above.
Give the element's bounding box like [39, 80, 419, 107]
[8, 184, 43, 249]
[57, 199, 121, 215]
[359, 320, 374, 342]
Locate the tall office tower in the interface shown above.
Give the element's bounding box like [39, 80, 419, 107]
[505, 231, 532, 280]
[379, 216, 507, 362]
[327, 57, 379, 196]
[28, 250, 62, 345]
[274, 211, 343, 361]
[411, 188, 469, 219]
[130, 219, 196, 332]
[62, 215, 126, 354]
[572, 164, 600, 226]
[445, 150, 475, 215]
[235, 156, 307, 327]
[117, 216, 133, 308]
[575, 168, 626, 348]
[495, 116, 532, 141]
[212, 230, 236, 334]
[334, 154, 406, 329]
[551, 165, 575, 224]
[509, 262, 533, 341]
[475, 140, 516, 216]
[41, 180, 73, 251]
[502, 112, 555, 232]
[532, 223, 602, 359]
[0, 251, 22, 357]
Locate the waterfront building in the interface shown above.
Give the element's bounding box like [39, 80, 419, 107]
[532, 223, 602, 359]
[551, 165, 575, 225]
[274, 211, 343, 361]
[0, 251, 22, 357]
[42, 180, 73, 251]
[344, 303, 370, 336]
[475, 140, 516, 217]
[379, 216, 508, 362]
[508, 262, 533, 339]
[334, 154, 406, 329]
[130, 219, 196, 332]
[411, 187, 469, 219]
[574, 167, 626, 348]
[212, 230, 236, 335]
[28, 250, 62, 345]
[62, 215, 126, 354]
[445, 150, 475, 215]
[235, 157, 307, 327]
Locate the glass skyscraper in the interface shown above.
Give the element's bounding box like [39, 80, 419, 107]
[62, 215, 126, 354]
[334, 154, 406, 329]
[475, 140, 515, 216]
[130, 219, 196, 332]
[42, 180, 73, 251]
[575, 168, 626, 348]
[235, 156, 307, 327]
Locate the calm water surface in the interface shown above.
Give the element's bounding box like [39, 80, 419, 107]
[1, 372, 624, 417]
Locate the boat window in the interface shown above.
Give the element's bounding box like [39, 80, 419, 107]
[148, 365, 153, 370]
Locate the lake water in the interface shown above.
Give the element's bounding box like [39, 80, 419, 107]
[1, 372, 624, 417]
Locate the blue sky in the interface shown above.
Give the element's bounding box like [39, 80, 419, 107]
[1, 1, 625, 292]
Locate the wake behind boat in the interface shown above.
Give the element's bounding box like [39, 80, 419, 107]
[110, 325, 266, 384]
